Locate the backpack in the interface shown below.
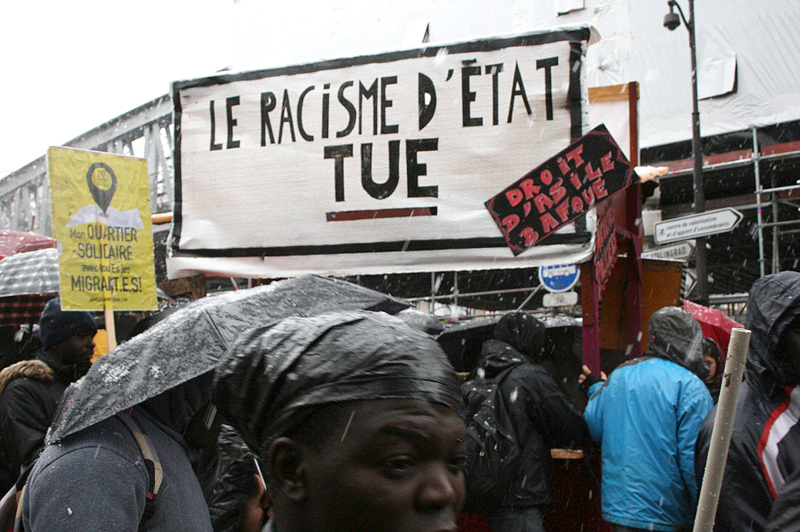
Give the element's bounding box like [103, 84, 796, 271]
[460, 365, 522, 513]
[0, 409, 161, 532]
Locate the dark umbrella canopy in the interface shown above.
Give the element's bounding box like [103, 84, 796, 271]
[436, 316, 500, 372]
[46, 274, 408, 444]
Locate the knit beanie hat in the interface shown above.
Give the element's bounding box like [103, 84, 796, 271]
[39, 297, 97, 350]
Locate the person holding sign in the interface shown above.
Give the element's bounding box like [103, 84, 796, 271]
[0, 297, 96, 493]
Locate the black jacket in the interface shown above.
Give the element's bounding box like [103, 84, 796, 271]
[195, 425, 258, 532]
[0, 353, 87, 492]
[477, 339, 589, 508]
[766, 467, 800, 532]
[696, 271, 800, 531]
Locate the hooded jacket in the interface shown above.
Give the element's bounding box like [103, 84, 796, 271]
[584, 307, 713, 531]
[766, 467, 800, 532]
[696, 271, 800, 532]
[0, 353, 88, 493]
[22, 373, 215, 531]
[473, 321, 589, 508]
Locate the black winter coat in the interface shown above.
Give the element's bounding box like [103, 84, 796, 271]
[0, 354, 86, 493]
[766, 467, 800, 532]
[195, 425, 258, 532]
[477, 340, 589, 508]
[696, 271, 800, 532]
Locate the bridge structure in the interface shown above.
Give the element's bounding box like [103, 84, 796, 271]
[0, 95, 174, 235]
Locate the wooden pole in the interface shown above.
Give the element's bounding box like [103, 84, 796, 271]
[104, 304, 117, 352]
[100, 243, 117, 352]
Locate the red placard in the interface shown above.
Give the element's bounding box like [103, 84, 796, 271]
[594, 200, 618, 297]
[485, 124, 638, 256]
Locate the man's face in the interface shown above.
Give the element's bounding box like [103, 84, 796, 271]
[301, 399, 467, 532]
[50, 331, 95, 364]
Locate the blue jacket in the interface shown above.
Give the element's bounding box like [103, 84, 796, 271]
[584, 356, 713, 531]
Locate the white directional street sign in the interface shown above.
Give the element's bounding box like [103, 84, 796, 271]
[642, 241, 695, 261]
[654, 208, 743, 245]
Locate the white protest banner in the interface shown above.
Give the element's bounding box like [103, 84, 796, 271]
[168, 27, 593, 278]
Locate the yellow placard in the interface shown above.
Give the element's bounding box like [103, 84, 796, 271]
[48, 147, 158, 311]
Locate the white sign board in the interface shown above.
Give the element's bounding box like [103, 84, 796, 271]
[654, 208, 743, 245]
[168, 28, 593, 279]
[543, 291, 579, 307]
[642, 241, 695, 261]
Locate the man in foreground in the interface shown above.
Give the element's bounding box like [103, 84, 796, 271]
[582, 306, 713, 532]
[214, 310, 467, 532]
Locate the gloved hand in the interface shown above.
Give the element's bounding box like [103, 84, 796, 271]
[578, 364, 607, 395]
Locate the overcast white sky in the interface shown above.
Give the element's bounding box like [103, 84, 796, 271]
[0, 0, 237, 176]
[4, 0, 789, 178]
[0, 0, 457, 176]
[0, 0, 579, 177]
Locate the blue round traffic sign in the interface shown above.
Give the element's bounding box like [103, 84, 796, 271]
[538, 263, 579, 293]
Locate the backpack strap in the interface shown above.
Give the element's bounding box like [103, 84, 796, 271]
[4, 453, 39, 531]
[12, 483, 26, 532]
[117, 409, 163, 531]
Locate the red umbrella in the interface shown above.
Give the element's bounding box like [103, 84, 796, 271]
[0, 231, 54, 260]
[684, 300, 743, 354]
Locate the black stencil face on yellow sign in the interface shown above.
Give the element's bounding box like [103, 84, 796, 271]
[86, 163, 117, 215]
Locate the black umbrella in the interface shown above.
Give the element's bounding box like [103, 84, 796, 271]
[47, 274, 408, 443]
[436, 316, 500, 372]
[436, 314, 583, 373]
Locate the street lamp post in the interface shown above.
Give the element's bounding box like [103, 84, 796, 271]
[664, 0, 709, 305]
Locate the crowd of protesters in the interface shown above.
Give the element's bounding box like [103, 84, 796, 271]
[0, 271, 798, 531]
